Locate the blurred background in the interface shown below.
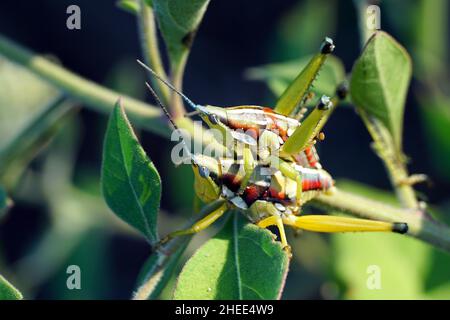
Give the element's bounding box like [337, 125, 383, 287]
[0, 0, 449, 299]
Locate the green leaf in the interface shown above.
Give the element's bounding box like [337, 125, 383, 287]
[101, 101, 161, 244]
[331, 232, 430, 299]
[329, 181, 450, 299]
[350, 31, 412, 149]
[134, 237, 189, 299]
[417, 93, 450, 181]
[0, 275, 23, 300]
[117, 0, 140, 14]
[174, 214, 290, 300]
[247, 55, 346, 102]
[153, 0, 210, 68]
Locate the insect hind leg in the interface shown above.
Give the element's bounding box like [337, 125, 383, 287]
[282, 214, 408, 234]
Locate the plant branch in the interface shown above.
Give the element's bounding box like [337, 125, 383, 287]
[0, 34, 227, 157]
[312, 187, 450, 252]
[0, 34, 168, 137]
[137, 0, 171, 104]
[359, 111, 420, 209]
[170, 53, 189, 119]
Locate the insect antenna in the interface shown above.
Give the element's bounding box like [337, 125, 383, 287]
[145, 82, 198, 165]
[145, 82, 179, 131]
[138, 59, 207, 113]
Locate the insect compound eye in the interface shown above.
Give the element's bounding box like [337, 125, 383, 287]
[318, 95, 332, 110]
[208, 113, 219, 125]
[320, 37, 335, 54]
[198, 166, 210, 178]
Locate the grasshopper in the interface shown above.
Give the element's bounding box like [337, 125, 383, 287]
[140, 38, 408, 255]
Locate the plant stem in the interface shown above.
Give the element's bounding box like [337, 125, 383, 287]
[0, 34, 168, 137]
[359, 111, 419, 209]
[137, 1, 186, 119]
[353, 0, 420, 210]
[137, 0, 171, 104]
[170, 53, 189, 119]
[312, 188, 450, 252]
[0, 34, 226, 156]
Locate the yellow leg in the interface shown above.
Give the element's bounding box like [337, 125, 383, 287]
[283, 215, 408, 234]
[257, 215, 291, 256]
[159, 202, 228, 245]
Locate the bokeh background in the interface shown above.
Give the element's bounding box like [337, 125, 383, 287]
[0, 0, 449, 299]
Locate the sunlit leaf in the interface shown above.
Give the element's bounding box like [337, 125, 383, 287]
[174, 214, 290, 300]
[350, 31, 412, 149]
[101, 101, 161, 243]
[117, 0, 140, 14]
[0, 274, 23, 300]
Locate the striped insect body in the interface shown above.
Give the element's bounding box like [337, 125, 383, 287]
[141, 36, 409, 254]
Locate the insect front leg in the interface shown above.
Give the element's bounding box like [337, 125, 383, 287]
[282, 215, 408, 234]
[158, 200, 228, 246]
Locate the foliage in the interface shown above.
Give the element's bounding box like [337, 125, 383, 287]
[0, 275, 22, 300]
[101, 102, 161, 244]
[174, 214, 289, 300]
[0, 0, 449, 301]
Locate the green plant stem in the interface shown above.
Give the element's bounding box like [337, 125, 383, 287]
[170, 53, 189, 119]
[313, 188, 450, 252]
[354, 0, 372, 48]
[359, 111, 419, 209]
[0, 34, 226, 157]
[137, 0, 171, 104]
[0, 34, 168, 137]
[137, 1, 186, 119]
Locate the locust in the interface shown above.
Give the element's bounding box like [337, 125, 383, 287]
[139, 37, 408, 255]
